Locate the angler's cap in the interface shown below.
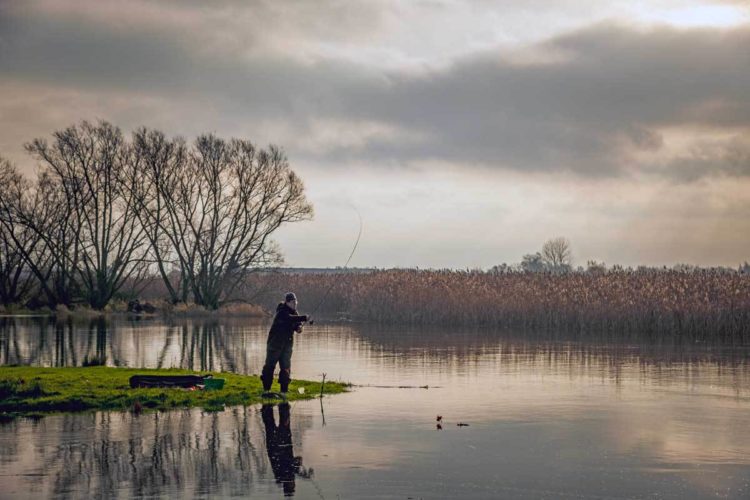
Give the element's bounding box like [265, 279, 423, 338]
[285, 292, 297, 303]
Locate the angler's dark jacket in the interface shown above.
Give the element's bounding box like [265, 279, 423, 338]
[268, 303, 308, 343]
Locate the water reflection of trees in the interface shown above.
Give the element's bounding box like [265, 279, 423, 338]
[0, 406, 313, 497]
[1, 317, 748, 389]
[1, 316, 119, 367]
[0, 317, 262, 373]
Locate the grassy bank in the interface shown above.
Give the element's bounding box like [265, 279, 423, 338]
[0, 366, 347, 417]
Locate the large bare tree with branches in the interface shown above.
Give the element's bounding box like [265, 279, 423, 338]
[0, 160, 82, 306]
[129, 128, 190, 304]
[1, 123, 312, 310]
[132, 133, 312, 309]
[24, 121, 149, 309]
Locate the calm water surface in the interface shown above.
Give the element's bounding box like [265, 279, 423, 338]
[0, 316, 748, 499]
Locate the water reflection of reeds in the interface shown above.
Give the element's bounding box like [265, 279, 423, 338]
[349, 324, 750, 367]
[324, 326, 749, 398]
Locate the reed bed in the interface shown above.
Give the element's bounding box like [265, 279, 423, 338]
[250, 269, 750, 342]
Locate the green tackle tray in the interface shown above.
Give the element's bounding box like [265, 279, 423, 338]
[203, 378, 225, 390]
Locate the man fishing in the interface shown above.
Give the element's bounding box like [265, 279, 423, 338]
[261, 292, 310, 398]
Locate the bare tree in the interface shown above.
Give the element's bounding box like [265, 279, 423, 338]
[0, 159, 38, 305]
[139, 134, 313, 309]
[541, 237, 572, 271]
[25, 121, 149, 309]
[129, 128, 190, 304]
[0, 161, 81, 306]
[0, 225, 32, 306]
[2, 124, 312, 310]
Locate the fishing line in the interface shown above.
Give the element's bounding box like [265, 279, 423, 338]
[308, 207, 363, 320]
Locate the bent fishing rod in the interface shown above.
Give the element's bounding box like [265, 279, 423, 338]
[308, 208, 363, 323]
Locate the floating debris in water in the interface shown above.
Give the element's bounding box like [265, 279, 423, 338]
[298, 387, 305, 394]
[457, 422, 469, 427]
[436, 415, 442, 422]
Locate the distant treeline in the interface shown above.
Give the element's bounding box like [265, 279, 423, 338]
[248, 267, 750, 341]
[0, 121, 312, 311]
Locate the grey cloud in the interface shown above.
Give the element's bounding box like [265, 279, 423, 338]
[0, 2, 385, 112]
[212, 22, 750, 179]
[660, 135, 750, 182]
[1, 3, 750, 180]
[0, 7, 198, 89]
[328, 23, 750, 175]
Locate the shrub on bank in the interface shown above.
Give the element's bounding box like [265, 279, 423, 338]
[158, 301, 267, 317]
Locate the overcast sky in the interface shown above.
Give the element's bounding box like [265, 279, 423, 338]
[1, 0, 749, 268]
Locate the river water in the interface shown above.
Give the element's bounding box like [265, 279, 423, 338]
[0, 316, 748, 499]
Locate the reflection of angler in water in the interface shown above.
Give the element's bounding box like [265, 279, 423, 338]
[262, 403, 313, 496]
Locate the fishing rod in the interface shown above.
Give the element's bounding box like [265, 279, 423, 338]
[308, 208, 363, 322]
